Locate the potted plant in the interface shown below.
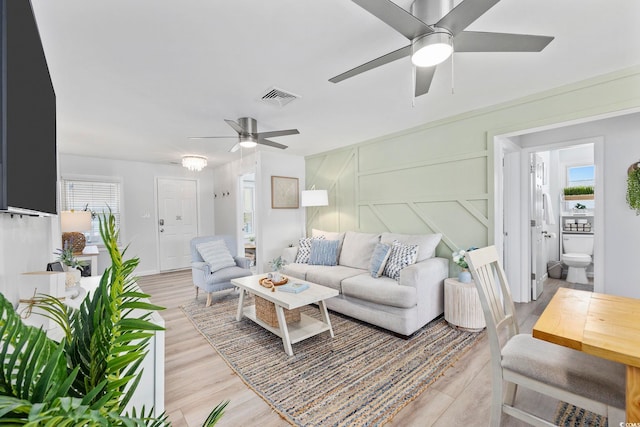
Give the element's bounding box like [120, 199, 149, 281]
[627, 164, 640, 215]
[452, 247, 477, 283]
[53, 246, 88, 286]
[269, 256, 287, 282]
[563, 186, 594, 200]
[1, 212, 228, 425]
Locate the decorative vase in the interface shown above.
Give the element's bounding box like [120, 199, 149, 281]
[458, 269, 472, 283]
[65, 268, 81, 287]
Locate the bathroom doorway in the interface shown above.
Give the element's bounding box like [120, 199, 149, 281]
[497, 136, 603, 303]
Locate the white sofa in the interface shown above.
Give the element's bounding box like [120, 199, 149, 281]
[281, 230, 448, 336]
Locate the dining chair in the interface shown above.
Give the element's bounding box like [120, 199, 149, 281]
[465, 245, 625, 426]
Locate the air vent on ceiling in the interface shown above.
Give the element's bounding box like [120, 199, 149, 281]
[260, 87, 300, 108]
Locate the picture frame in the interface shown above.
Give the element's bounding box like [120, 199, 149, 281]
[271, 176, 299, 209]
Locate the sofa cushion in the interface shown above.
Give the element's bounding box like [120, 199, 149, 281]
[282, 263, 325, 281]
[381, 232, 442, 262]
[341, 274, 417, 308]
[383, 241, 418, 281]
[295, 236, 325, 264]
[205, 265, 252, 285]
[196, 239, 236, 272]
[338, 231, 381, 270]
[309, 239, 340, 266]
[305, 266, 366, 292]
[369, 242, 392, 278]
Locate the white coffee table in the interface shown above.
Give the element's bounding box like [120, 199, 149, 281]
[232, 274, 339, 356]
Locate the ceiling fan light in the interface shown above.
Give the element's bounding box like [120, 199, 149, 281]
[182, 155, 207, 171]
[239, 135, 257, 148]
[411, 31, 453, 67]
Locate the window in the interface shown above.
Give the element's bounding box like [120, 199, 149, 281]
[567, 165, 595, 188]
[61, 178, 122, 245]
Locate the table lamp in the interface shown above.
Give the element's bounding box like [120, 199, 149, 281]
[61, 210, 92, 253]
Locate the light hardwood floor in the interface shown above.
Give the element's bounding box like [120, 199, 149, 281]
[136, 272, 592, 427]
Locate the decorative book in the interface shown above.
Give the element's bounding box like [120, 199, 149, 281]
[278, 282, 309, 294]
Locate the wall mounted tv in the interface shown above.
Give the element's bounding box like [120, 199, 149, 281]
[0, 0, 57, 216]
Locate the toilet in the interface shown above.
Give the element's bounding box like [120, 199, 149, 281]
[561, 234, 593, 284]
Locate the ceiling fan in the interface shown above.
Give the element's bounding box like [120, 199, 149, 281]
[188, 117, 299, 152]
[329, 0, 554, 97]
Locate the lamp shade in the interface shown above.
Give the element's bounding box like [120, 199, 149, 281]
[61, 210, 92, 232]
[301, 190, 328, 207]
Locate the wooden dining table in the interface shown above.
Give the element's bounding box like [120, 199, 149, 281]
[533, 287, 640, 422]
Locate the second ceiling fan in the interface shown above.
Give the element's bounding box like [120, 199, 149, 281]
[189, 117, 299, 152]
[329, 0, 554, 97]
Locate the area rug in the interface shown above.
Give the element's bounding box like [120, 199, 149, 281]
[181, 293, 484, 426]
[554, 402, 607, 427]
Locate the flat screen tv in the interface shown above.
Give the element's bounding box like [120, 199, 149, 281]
[0, 0, 57, 215]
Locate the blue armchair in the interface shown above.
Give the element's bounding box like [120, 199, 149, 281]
[190, 235, 252, 307]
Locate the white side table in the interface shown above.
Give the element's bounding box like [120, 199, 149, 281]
[444, 277, 486, 332]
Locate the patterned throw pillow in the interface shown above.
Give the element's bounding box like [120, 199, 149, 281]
[369, 242, 392, 278]
[383, 241, 418, 281]
[309, 239, 340, 266]
[295, 236, 325, 264]
[196, 239, 236, 273]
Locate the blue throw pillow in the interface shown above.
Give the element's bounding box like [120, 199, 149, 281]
[369, 243, 392, 278]
[308, 239, 340, 266]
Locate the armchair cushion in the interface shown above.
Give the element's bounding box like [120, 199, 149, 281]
[196, 239, 236, 272]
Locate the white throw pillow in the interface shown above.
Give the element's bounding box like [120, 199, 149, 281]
[196, 240, 236, 272]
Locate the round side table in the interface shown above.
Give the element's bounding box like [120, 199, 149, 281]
[444, 277, 486, 332]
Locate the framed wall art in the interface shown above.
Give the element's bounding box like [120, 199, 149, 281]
[271, 176, 299, 209]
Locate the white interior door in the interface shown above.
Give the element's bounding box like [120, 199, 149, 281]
[157, 178, 198, 271]
[531, 154, 545, 299]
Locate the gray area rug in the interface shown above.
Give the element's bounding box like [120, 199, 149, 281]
[554, 402, 607, 427]
[181, 292, 484, 426]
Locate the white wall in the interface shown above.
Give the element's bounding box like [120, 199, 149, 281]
[60, 154, 215, 275]
[518, 112, 640, 298]
[257, 151, 306, 272]
[0, 214, 56, 305]
[213, 150, 305, 273]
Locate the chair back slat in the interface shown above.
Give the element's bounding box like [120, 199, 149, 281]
[465, 246, 519, 350]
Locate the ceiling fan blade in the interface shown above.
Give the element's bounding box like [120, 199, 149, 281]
[257, 129, 299, 139]
[187, 136, 236, 139]
[258, 139, 288, 150]
[415, 66, 436, 97]
[352, 0, 433, 40]
[436, 0, 501, 36]
[329, 44, 412, 83]
[224, 119, 245, 134]
[229, 143, 240, 153]
[455, 31, 554, 52]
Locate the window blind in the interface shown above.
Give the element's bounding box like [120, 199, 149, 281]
[61, 179, 122, 245]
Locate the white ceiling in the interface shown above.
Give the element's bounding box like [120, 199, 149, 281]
[31, 0, 640, 168]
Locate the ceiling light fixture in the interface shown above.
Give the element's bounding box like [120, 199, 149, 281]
[239, 135, 258, 148]
[411, 30, 453, 68]
[182, 155, 208, 171]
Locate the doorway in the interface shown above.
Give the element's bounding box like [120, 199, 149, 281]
[157, 178, 199, 271]
[497, 136, 603, 302]
[240, 173, 256, 269]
